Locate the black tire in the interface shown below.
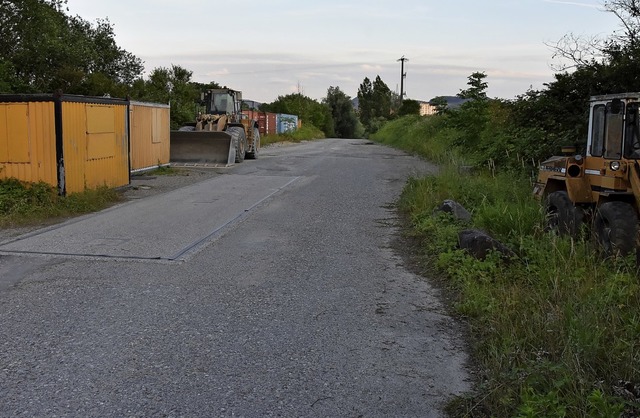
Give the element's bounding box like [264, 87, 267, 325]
[592, 201, 638, 256]
[246, 127, 260, 159]
[228, 127, 246, 163]
[545, 191, 583, 237]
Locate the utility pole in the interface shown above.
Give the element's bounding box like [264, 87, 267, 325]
[397, 56, 408, 102]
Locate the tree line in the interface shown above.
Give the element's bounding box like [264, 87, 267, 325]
[381, 0, 640, 177]
[1, 0, 410, 137]
[13, 0, 635, 152]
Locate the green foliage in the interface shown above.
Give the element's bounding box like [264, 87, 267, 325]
[260, 93, 334, 137]
[129, 65, 204, 129]
[375, 97, 639, 417]
[371, 114, 461, 165]
[323, 86, 361, 138]
[0, 177, 120, 227]
[458, 71, 488, 101]
[398, 173, 638, 417]
[357, 75, 393, 135]
[0, 0, 143, 95]
[430, 96, 449, 114]
[398, 99, 420, 116]
[261, 123, 325, 146]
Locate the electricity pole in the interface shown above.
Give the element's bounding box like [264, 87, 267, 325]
[397, 56, 408, 102]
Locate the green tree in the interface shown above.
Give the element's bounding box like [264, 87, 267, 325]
[458, 71, 488, 101]
[450, 72, 491, 148]
[357, 77, 374, 127]
[430, 96, 449, 114]
[130, 65, 202, 129]
[0, 0, 143, 95]
[261, 93, 333, 137]
[371, 75, 392, 118]
[398, 99, 420, 116]
[357, 75, 392, 135]
[323, 86, 360, 138]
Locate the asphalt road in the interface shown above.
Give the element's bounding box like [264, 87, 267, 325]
[0, 138, 471, 417]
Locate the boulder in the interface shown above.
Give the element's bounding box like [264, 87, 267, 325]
[435, 200, 472, 222]
[458, 229, 515, 260]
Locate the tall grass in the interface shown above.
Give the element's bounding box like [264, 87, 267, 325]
[0, 178, 121, 228]
[261, 123, 325, 146]
[374, 115, 640, 417]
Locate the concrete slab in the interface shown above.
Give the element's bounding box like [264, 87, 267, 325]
[0, 174, 299, 261]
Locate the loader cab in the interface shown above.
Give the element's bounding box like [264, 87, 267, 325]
[588, 94, 640, 160]
[202, 89, 240, 115]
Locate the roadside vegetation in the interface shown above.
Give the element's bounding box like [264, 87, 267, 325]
[375, 116, 639, 416]
[2, 2, 640, 414]
[0, 178, 121, 228]
[261, 123, 326, 146]
[372, 4, 640, 412]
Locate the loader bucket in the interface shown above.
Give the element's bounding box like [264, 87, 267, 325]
[170, 131, 236, 165]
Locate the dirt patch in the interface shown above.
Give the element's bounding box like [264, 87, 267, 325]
[122, 168, 220, 200]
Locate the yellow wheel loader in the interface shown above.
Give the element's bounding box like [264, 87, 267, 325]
[534, 93, 640, 256]
[170, 88, 260, 165]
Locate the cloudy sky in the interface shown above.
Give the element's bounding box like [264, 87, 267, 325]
[64, 0, 620, 103]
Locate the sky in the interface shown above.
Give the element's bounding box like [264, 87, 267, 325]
[63, 0, 621, 104]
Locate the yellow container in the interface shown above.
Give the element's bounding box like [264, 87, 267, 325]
[129, 101, 170, 172]
[0, 94, 130, 194]
[0, 98, 57, 186]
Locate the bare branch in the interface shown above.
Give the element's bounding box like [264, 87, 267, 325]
[604, 0, 640, 47]
[546, 33, 606, 71]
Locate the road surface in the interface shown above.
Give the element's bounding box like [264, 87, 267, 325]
[0, 138, 471, 417]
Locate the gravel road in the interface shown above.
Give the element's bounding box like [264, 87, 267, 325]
[0, 139, 472, 417]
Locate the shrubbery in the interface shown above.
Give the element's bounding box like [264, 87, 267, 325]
[371, 68, 640, 416]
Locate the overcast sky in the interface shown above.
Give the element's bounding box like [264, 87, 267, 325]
[64, 0, 620, 103]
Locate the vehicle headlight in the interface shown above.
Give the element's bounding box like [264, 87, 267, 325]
[610, 161, 621, 171]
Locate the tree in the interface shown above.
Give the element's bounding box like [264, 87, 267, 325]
[398, 99, 420, 116]
[549, 0, 640, 70]
[357, 77, 374, 127]
[323, 86, 361, 138]
[451, 72, 491, 147]
[0, 0, 143, 95]
[430, 96, 449, 114]
[458, 71, 488, 101]
[357, 75, 392, 135]
[130, 65, 202, 129]
[260, 93, 333, 137]
[371, 76, 392, 118]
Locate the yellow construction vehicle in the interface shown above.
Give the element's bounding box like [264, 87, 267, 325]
[170, 88, 260, 165]
[534, 92, 640, 256]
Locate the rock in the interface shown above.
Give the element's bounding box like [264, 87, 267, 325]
[435, 200, 472, 222]
[458, 229, 515, 260]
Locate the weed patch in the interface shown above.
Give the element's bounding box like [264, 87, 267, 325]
[0, 178, 121, 228]
[261, 123, 325, 146]
[374, 115, 640, 417]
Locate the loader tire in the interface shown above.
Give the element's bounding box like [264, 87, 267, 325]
[545, 191, 583, 237]
[246, 127, 260, 159]
[229, 127, 246, 163]
[593, 201, 638, 256]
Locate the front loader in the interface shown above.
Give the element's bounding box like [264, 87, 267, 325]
[534, 92, 640, 256]
[170, 88, 260, 165]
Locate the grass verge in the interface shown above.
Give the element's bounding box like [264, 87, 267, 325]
[0, 178, 122, 229]
[373, 116, 640, 417]
[261, 123, 325, 146]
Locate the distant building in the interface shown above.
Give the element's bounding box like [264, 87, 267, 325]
[418, 96, 471, 116]
[419, 101, 438, 116]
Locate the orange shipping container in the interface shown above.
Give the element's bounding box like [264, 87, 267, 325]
[0, 93, 130, 195]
